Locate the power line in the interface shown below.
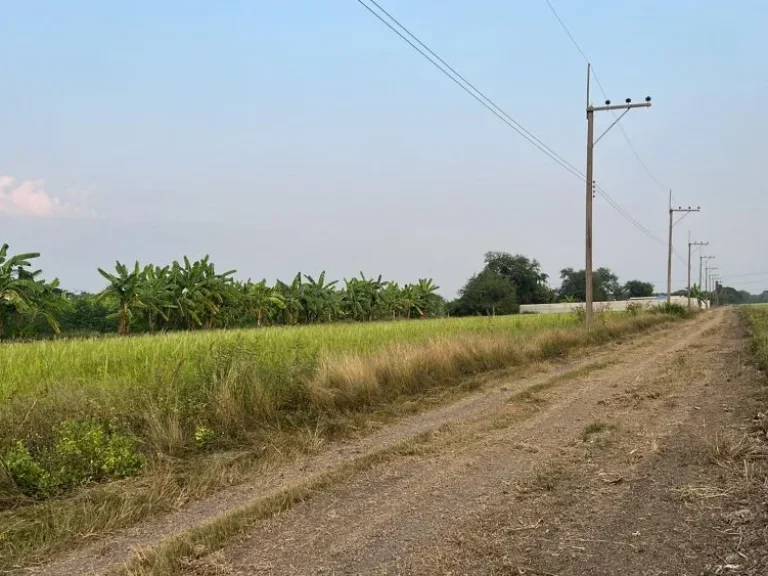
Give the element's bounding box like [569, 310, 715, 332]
[542, 0, 668, 193]
[721, 270, 768, 279]
[357, 0, 669, 249]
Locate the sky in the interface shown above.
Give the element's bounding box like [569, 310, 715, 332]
[1, 0, 766, 297]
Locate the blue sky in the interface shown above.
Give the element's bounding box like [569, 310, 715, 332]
[1, 1, 766, 295]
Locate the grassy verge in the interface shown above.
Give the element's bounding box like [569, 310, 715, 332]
[740, 304, 768, 372]
[0, 311, 679, 571]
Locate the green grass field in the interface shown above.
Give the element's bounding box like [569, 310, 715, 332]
[0, 314, 576, 399]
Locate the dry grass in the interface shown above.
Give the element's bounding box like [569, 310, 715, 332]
[519, 463, 567, 493]
[670, 484, 733, 501]
[581, 420, 616, 442]
[706, 431, 768, 468]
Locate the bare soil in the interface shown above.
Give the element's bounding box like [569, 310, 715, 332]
[30, 309, 768, 575]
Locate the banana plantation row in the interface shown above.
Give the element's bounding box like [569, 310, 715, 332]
[0, 244, 443, 338]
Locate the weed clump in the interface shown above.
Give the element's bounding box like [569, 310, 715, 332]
[3, 420, 145, 498]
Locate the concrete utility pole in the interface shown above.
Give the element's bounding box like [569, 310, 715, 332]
[688, 235, 708, 309]
[667, 191, 700, 304]
[706, 265, 718, 306]
[700, 255, 714, 292]
[585, 64, 651, 327]
[713, 276, 721, 306]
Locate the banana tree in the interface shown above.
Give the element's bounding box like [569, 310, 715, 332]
[139, 265, 175, 331]
[97, 261, 145, 335]
[243, 279, 285, 326]
[276, 273, 304, 325]
[302, 271, 340, 323]
[168, 256, 236, 330]
[412, 278, 441, 318]
[0, 245, 43, 338]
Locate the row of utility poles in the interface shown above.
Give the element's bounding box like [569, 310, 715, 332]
[583, 64, 711, 326]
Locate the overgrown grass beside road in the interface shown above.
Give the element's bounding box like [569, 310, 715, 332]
[0, 312, 676, 505]
[740, 304, 768, 371]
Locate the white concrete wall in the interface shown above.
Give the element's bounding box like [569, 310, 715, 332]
[520, 296, 707, 315]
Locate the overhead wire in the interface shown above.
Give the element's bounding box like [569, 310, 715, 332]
[541, 0, 687, 266]
[357, 0, 670, 249]
[542, 0, 668, 193]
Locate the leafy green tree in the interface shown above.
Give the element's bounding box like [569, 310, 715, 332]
[558, 267, 621, 302]
[341, 274, 384, 321]
[301, 271, 340, 323]
[452, 269, 518, 316]
[624, 280, 654, 298]
[242, 279, 285, 326]
[0, 245, 40, 338]
[97, 262, 145, 335]
[167, 256, 236, 330]
[138, 265, 175, 331]
[275, 273, 304, 325]
[483, 252, 551, 304]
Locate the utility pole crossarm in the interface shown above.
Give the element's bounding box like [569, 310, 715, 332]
[667, 190, 701, 305]
[584, 76, 652, 328]
[590, 101, 652, 112]
[687, 240, 709, 309]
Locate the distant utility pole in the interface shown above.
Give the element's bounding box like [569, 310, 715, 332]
[700, 255, 714, 290]
[706, 265, 718, 306]
[667, 191, 700, 304]
[585, 63, 652, 327]
[713, 275, 721, 306]
[688, 234, 708, 309]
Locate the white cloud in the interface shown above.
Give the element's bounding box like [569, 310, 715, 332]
[0, 176, 96, 218]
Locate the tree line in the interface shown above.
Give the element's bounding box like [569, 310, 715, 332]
[448, 252, 656, 316]
[0, 244, 444, 338]
[3, 244, 758, 339]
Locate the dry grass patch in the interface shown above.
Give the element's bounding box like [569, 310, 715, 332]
[707, 431, 768, 468]
[670, 484, 733, 502]
[581, 420, 616, 442]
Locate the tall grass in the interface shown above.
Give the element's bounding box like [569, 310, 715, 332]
[0, 313, 671, 504]
[740, 304, 768, 371]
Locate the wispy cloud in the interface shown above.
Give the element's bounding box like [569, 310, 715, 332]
[0, 176, 96, 218]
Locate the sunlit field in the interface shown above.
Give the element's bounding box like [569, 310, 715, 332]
[0, 311, 675, 504]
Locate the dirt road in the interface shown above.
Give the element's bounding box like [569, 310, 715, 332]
[34, 309, 768, 575]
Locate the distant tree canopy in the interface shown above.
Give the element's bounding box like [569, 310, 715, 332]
[624, 280, 655, 299]
[450, 252, 551, 316]
[557, 267, 622, 302]
[482, 252, 552, 305]
[716, 285, 768, 305]
[451, 269, 518, 316]
[451, 253, 665, 315]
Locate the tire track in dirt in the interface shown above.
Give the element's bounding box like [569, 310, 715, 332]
[27, 314, 710, 576]
[179, 311, 726, 576]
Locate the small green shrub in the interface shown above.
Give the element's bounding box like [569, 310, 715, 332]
[654, 302, 689, 317]
[2, 421, 146, 499]
[626, 302, 644, 317]
[571, 306, 586, 322]
[194, 425, 217, 448]
[3, 441, 54, 497]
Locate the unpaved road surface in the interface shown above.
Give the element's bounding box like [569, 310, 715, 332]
[32, 310, 768, 575]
